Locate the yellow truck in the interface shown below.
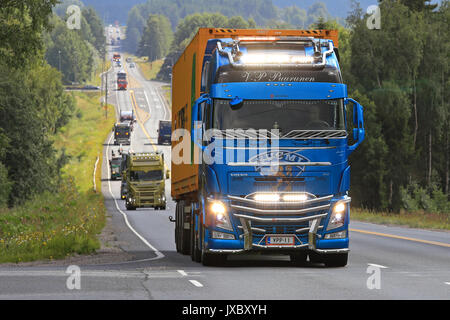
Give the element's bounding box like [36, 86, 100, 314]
[124, 152, 167, 210]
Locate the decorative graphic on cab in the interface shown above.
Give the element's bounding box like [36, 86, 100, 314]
[249, 150, 310, 177]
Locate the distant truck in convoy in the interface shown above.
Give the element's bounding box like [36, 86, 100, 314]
[113, 122, 131, 145]
[157, 120, 171, 145]
[124, 152, 167, 211]
[120, 110, 135, 130]
[109, 150, 123, 180]
[113, 53, 121, 62]
[117, 71, 127, 90]
[171, 28, 365, 267]
[120, 150, 130, 200]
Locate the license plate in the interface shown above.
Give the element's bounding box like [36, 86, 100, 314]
[266, 235, 295, 246]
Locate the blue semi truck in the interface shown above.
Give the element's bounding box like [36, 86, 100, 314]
[171, 29, 365, 267]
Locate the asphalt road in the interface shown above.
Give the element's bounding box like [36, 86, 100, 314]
[0, 26, 448, 300]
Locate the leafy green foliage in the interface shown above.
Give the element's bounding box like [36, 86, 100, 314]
[0, 66, 75, 206]
[82, 7, 107, 55]
[155, 12, 257, 81]
[138, 15, 173, 61]
[0, 0, 58, 68]
[345, 0, 449, 211]
[124, 0, 279, 53]
[45, 15, 95, 84]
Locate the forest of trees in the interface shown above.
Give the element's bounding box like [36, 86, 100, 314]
[46, 1, 106, 84]
[344, 0, 449, 212]
[123, 0, 335, 54]
[0, 0, 105, 207]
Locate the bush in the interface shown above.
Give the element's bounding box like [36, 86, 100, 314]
[400, 181, 450, 214]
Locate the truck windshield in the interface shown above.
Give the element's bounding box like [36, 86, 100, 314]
[130, 170, 163, 181]
[111, 159, 121, 167]
[115, 126, 129, 137]
[160, 123, 171, 135]
[212, 99, 345, 132]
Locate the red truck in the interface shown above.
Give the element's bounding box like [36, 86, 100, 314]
[117, 71, 127, 90]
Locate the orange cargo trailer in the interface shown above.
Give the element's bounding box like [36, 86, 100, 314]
[171, 28, 339, 200]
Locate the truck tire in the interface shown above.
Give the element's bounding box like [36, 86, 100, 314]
[179, 200, 191, 255]
[175, 202, 181, 253]
[323, 253, 348, 267]
[200, 224, 226, 266]
[201, 252, 227, 267]
[309, 251, 323, 264]
[290, 252, 307, 265]
[190, 213, 201, 262]
[125, 201, 136, 211]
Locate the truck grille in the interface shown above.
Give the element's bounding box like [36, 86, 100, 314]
[228, 193, 331, 247]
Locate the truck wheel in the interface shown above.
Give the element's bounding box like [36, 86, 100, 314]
[290, 252, 307, 265]
[309, 251, 323, 264]
[126, 201, 136, 211]
[323, 253, 348, 267]
[201, 252, 227, 267]
[179, 201, 191, 255]
[175, 202, 181, 253]
[190, 213, 201, 262]
[200, 224, 226, 266]
[161, 206, 166, 210]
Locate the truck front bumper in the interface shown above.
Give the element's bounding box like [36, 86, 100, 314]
[204, 236, 349, 254]
[204, 194, 351, 255]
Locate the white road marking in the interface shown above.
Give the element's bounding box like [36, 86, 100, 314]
[177, 270, 188, 277]
[189, 280, 204, 287]
[368, 263, 389, 269]
[445, 282, 450, 286]
[154, 84, 170, 120]
[143, 90, 153, 111]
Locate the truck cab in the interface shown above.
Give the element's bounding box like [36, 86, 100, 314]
[157, 120, 172, 145]
[120, 151, 130, 200]
[109, 151, 122, 180]
[117, 71, 127, 90]
[113, 122, 131, 145]
[171, 29, 365, 267]
[124, 152, 167, 211]
[120, 110, 135, 131]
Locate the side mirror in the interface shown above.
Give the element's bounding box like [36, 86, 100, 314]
[191, 94, 211, 150]
[166, 170, 170, 179]
[346, 98, 365, 154]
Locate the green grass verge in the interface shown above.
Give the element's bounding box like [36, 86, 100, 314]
[352, 208, 450, 231]
[161, 85, 172, 111]
[137, 59, 164, 81]
[0, 92, 115, 263]
[87, 55, 111, 87]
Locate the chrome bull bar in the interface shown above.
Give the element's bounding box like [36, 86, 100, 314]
[210, 194, 352, 254]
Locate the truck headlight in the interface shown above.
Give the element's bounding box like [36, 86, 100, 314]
[327, 202, 346, 230]
[209, 201, 233, 231]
